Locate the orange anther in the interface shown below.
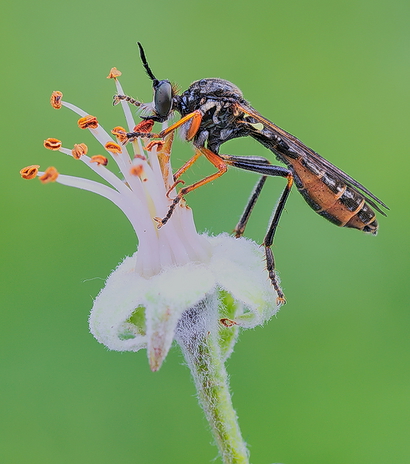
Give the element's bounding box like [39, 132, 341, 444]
[43, 138, 62, 150]
[104, 141, 122, 154]
[39, 166, 59, 183]
[111, 126, 127, 143]
[107, 67, 122, 79]
[130, 165, 143, 176]
[50, 91, 63, 109]
[72, 143, 88, 159]
[78, 115, 99, 129]
[20, 165, 40, 180]
[90, 155, 108, 166]
[133, 119, 155, 134]
[145, 140, 165, 152]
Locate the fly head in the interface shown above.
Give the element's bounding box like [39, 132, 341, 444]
[138, 42, 174, 122]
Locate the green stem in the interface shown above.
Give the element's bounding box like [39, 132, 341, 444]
[175, 295, 249, 464]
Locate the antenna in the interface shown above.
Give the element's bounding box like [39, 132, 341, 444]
[137, 42, 158, 84]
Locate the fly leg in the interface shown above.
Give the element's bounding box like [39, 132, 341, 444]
[113, 94, 144, 108]
[263, 173, 293, 304]
[234, 174, 268, 238]
[221, 154, 293, 305]
[124, 110, 202, 142]
[154, 146, 228, 228]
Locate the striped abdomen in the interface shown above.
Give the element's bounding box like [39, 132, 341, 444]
[285, 155, 378, 235]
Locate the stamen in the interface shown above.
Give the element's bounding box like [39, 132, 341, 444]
[145, 141, 165, 152]
[50, 91, 63, 109]
[20, 165, 40, 179]
[78, 115, 99, 129]
[72, 143, 88, 159]
[44, 138, 62, 150]
[107, 67, 122, 79]
[130, 165, 143, 176]
[113, 78, 139, 137]
[104, 141, 122, 154]
[130, 165, 147, 181]
[90, 155, 109, 166]
[39, 167, 59, 183]
[111, 126, 127, 143]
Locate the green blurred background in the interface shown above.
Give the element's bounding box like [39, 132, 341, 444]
[1, 0, 409, 463]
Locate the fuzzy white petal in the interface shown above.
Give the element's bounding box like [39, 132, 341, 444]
[89, 255, 148, 351]
[144, 263, 217, 370]
[89, 254, 218, 359]
[207, 234, 279, 328]
[89, 234, 278, 360]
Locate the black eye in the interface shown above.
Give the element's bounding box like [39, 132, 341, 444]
[154, 80, 172, 119]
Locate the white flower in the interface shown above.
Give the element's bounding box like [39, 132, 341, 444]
[21, 68, 279, 371]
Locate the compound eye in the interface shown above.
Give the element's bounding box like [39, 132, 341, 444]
[154, 80, 172, 119]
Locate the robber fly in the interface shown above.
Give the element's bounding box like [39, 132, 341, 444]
[114, 43, 388, 303]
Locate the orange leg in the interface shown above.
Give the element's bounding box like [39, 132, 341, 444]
[173, 150, 202, 181]
[180, 147, 228, 195]
[165, 150, 203, 197]
[126, 110, 203, 142]
[154, 147, 228, 228]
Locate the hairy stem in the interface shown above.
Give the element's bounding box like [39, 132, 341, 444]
[175, 295, 249, 464]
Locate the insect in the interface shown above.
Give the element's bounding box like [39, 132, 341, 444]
[114, 43, 388, 304]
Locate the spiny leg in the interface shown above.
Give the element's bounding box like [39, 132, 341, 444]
[222, 153, 273, 238]
[113, 94, 143, 108]
[125, 110, 202, 142]
[154, 146, 228, 228]
[163, 150, 203, 198]
[234, 176, 267, 238]
[263, 174, 293, 304]
[221, 154, 293, 304]
[173, 150, 203, 181]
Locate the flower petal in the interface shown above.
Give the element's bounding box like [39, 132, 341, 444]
[207, 234, 279, 328]
[145, 262, 217, 370]
[89, 253, 218, 364]
[89, 255, 148, 352]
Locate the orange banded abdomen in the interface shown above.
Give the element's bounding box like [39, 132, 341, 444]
[286, 155, 378, 235]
